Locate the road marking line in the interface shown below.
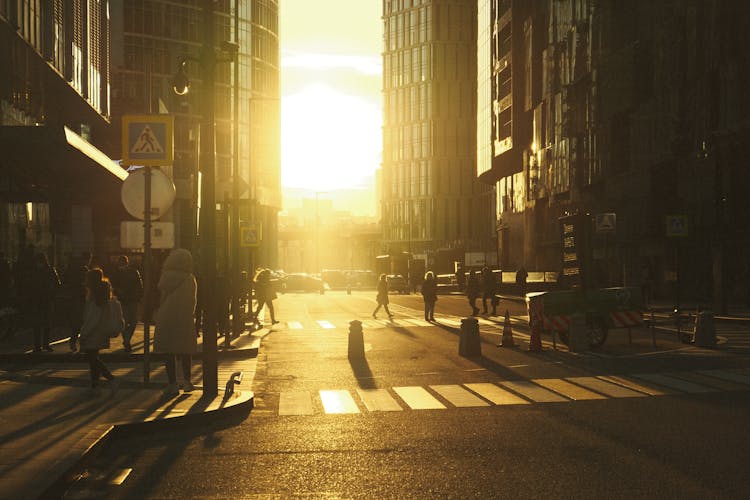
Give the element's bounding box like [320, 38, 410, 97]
[698, 369, 750, 386]
[633, 373, 716, 393]
[597, 375, 673, 396]
[464, 383, 529, 405]
[320, 390, 360, 414]
[356, 388, 403, 411]
[533, 378, 607, 400]
[109, 468, 133, 485]
[316, 320, 336, 329]
[498, 380, 569, 403]
[440, 319, 462, 327]
[667, 371, 748, 391]
[430, 384, 490, 407]
[279, 391, 314, 415]
[287, 321, 303, 329]
[403, 318, 432, 327]
[566, 377, 646, 398]
[393, 386, 446, 410]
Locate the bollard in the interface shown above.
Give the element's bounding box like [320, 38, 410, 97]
[459, 317, 481, 357]
[693, 310, 717, 348]
[567, 313, 589, 352]
[528, 317, 543, 352]
[348, 320, 365, 359]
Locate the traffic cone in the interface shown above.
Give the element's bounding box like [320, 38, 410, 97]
[498, 310, 515, 347]
[528, 317, 543, 352]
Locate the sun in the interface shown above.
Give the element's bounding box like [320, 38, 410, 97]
[281, 84, 381, 191]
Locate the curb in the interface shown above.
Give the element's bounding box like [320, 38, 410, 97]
[0, 345, 258, 364]
[39, 390, 254, 499]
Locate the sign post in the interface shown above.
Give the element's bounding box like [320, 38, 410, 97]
[122, 115, 174, 384]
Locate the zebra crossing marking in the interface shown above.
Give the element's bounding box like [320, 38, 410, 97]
[316, 320, 336, 329]
[429, 385, 490, 407]
[279, 391, 314, 415]
[597, 375, 675, 396]
[464, 383, 530, 405]
[633, 373, 716, 394]
[699, 369, 750, 385]
[533, 378, 607, 401]
[393, 386, 446, 410]
[566, 376, 647, 398]
[498, 380, 569, 403]
[287, 321, 303, 329]
[319, 390, 360, 414]
[356, 388, 403, 412]
[271, 369, 750, 416]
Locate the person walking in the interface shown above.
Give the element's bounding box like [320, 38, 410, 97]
[481, 266, 498, 315]
[111, 255, 143, 352]
[466, 270, 480, 316]
[29, 252, 60, 352]
[78, 268, 121, 396]
[516, 266, 528, 298]
[154, 249, 198, 397]
[421, 271, 438, 321]
[251, 268, 279, 326]
[372, 273, 393, 319]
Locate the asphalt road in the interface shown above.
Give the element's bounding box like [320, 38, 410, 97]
[64, 291, 750, 499]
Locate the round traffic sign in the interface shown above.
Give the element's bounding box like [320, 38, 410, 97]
[121, 168, 176, 220]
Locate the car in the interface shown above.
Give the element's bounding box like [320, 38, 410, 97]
[281, 273, 328, 294]
[387, 274, 409, 294]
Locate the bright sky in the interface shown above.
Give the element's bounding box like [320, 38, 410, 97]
[279, 0, 382, 193]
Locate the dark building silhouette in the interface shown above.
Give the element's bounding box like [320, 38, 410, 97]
[478, 0, 750, 309]
[0, 1, 126, 267]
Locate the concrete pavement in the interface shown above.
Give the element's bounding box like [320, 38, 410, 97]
[0, 321, 266, 500]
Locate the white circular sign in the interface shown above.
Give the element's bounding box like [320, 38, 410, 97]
[121, 168, 176, 220]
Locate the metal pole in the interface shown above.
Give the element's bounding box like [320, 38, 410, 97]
[231, 0, 241, 339]
[143, 166, 152, 383]
[200, 0, 218, 396]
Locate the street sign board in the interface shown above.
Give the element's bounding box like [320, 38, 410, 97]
[241, 223, 261, 248]
[120, 221, 175, 249]
[665, 215, 688, 237]
[120, 168, 176, 220]
[595, 213, 616, 234]
[122, 115, 174, 166]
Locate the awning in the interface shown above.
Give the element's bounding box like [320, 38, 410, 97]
[0, 125, 128, 202]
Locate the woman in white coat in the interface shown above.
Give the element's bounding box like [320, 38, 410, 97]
[154, 249, 197, 396]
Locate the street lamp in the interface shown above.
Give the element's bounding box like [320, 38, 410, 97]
[171, 1, 239, 396]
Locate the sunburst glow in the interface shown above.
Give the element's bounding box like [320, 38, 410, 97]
[281, 84, 381, 191]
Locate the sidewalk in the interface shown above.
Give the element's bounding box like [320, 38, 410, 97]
[0, 322, 265, 500]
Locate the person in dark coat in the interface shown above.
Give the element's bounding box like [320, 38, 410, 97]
[78, 268, 121, 395]
[29, 253, 60, 352]
[251, 268, 279, 326]
[154, 249, 198, 397]
[466, 270, 480, 316]
[111, 255, 143, 352]
[421, 271, 438, 321]
[480, 266, 498, 315]
[372, 273, 393, 319]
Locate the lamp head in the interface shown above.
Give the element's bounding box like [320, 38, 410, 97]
[172, 60, 190, 95]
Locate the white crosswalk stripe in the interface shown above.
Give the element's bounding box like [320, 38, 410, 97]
[268, 369, 750, 416]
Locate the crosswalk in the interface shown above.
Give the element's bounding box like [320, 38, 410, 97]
[268, 368, 750, 417]
[273, 315, 505, 331]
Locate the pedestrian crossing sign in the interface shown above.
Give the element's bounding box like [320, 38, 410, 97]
[241, 223, 261, 247]
[122, 115, 173, 166]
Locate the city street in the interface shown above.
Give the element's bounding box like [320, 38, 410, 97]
[64, 291, 750, 499]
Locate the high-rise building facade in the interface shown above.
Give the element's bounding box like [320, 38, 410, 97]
[1, 0, 126, 266]
[477, 0, 750, 308]
[382, 0, 495, 274]
[110, 0, 280, 270]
